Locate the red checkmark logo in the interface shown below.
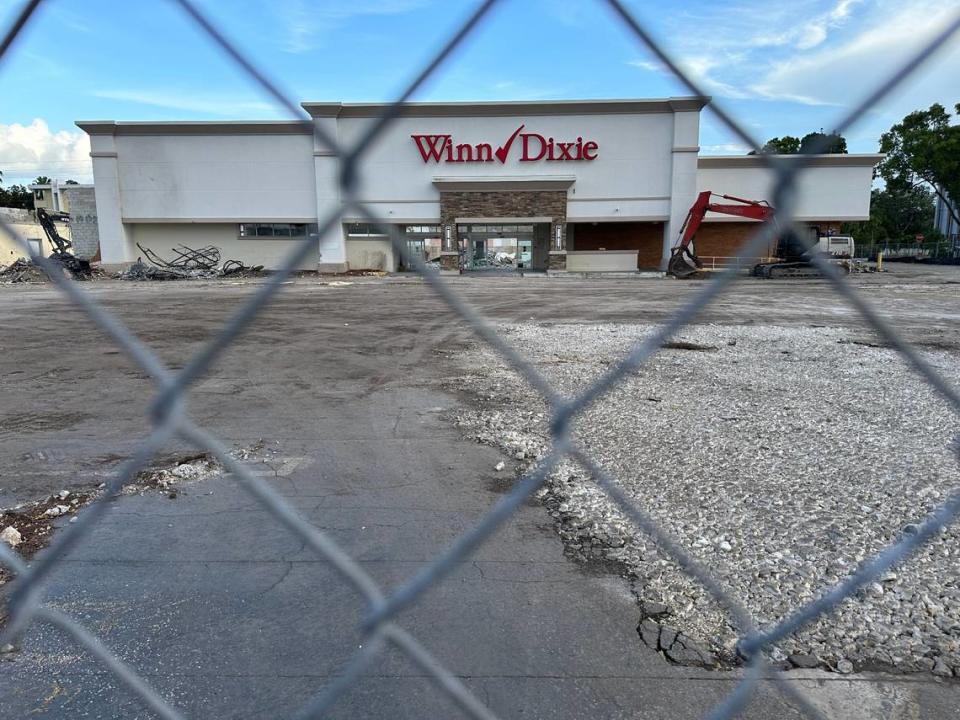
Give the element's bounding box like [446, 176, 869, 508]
[494, 124, 524, 163]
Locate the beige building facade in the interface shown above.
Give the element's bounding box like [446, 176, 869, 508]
[78, 98, 880, 274]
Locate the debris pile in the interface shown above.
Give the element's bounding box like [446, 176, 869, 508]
[344, 269, 389, 277]
[138, 242, 220, 272]
[123, 453, 219, 497]
[118, 245, 265, 281]
[485, 250, 515, 267]
[0, 489, 94, 587]
[117, 260, 215, 281]
[220, 259, 265, 277]
[0, 258, 48, 283]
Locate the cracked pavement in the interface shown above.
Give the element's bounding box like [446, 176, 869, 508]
[2, 269, 960, 718]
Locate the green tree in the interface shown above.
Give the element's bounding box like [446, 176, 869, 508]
[878, 102, 960, 229]
[800, 131, 847, 154]
[749, 131, 847, 155]
[0, 183, 35, 210]
[33, 175, 52, 185]
[762, 136, 801, 154]
[842, 182, 940, 249]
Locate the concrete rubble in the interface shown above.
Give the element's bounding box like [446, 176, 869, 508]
[451, 322, 960, 677]
[0, 525, 22, 547]
[122, 455, 220, 495]
[0, 259, 48, 284]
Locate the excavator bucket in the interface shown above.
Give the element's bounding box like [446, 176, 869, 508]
[667, 246, 703, 278]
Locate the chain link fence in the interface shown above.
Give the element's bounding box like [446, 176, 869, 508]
[1, 1, 960, 718]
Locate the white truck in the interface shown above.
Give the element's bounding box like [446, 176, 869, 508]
[818, 235, 855, 258]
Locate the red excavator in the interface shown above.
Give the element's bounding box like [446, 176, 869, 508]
[667, 190, 836, 279]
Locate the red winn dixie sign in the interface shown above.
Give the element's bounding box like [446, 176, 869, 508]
[410, 124, 598, 164]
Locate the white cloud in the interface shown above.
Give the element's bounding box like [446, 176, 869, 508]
[92, 90, 283, 117]
[628, 54, 753, 100]
[796, 23, 829, 50]
[627, 59, 663, 73]
[625, 0, 955, 125]
[0, 119, 91, 185]
[276, 0, 430, 53]
[750, 0, 960, 117]
[700, 143, 753, 155]
[747, 0, 862, 50]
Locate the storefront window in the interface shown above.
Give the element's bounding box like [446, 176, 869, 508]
[345, 222, 388, 236]
[239, 223, 316, 238]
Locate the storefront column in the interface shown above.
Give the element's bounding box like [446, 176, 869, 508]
[80, 125, 132, 265]
[439, 223, 460, 274]
[548, 220, 567, 271]
[313, 118, 349, 273]
[664, 107, 701, 271]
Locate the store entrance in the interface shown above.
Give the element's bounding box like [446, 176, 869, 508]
[459, 223, 549, 272]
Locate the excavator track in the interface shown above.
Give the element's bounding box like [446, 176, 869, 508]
[752, 262, 849, 279]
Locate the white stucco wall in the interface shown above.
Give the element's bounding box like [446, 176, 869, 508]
[129, 224, 320, 270]
[345, 237, 396, 271]
[115, 134, 318, 221]
[335, 111, 677, 223]
[696, 157, 881, 221]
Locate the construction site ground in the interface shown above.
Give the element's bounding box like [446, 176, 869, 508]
[1, 264, 959, 719]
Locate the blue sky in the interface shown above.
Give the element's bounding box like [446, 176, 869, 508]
[1, 0, 958, 184]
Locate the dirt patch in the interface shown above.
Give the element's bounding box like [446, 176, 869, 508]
[0, 490, 95, 586]
[0, 452, 219, 591]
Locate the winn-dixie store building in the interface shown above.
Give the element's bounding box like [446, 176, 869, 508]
[80, 98, 880, 273]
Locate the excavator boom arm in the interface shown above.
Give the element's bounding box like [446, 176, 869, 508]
[675, 191, 774, 252]
[668, 190, 776, 278]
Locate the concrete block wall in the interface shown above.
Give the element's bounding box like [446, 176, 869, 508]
[0, 207, 73, 263]
[62, 186, 99, 259]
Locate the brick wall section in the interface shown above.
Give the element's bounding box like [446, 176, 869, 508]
[571, 222, 664, 269]
[694, 221, 847, 260]
[62, 187, 100, 260]
[691, 222, 772, 259]
[439, 190, 568, 270]
[439, 190, 567, 226]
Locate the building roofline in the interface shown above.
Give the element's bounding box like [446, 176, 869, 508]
[76, 97, 711, 135]
[698, 153, 884, 168]
[75, 120, 314, 136]
[302, 97, 711, 118]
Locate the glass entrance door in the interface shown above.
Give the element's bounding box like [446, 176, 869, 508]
[459, 223, 537, 271]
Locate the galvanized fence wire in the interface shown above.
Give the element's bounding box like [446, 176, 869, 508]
[0, 0, 959, 718]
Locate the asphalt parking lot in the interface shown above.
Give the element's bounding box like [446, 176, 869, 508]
[1, 264, 959, 718]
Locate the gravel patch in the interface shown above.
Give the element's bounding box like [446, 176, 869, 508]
[451, 322, 960, 676]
